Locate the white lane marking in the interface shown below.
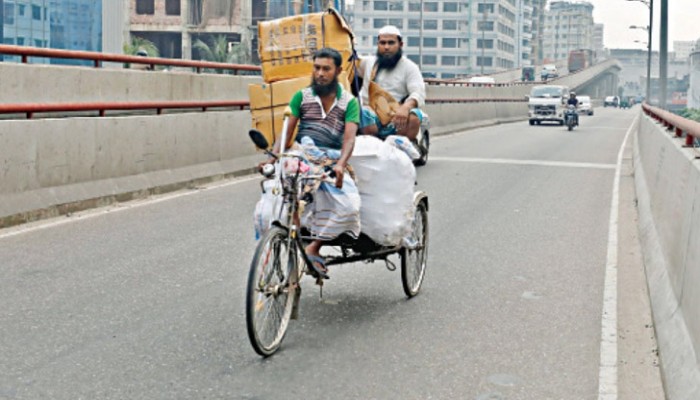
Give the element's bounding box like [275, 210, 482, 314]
[431, 156, 616, 170]
[598, 114, 637, 399]
[0, 175, 259, 240]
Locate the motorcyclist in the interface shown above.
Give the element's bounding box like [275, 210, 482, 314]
[566, 92, 579, 126]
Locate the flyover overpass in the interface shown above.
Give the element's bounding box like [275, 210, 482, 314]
[1, 49, 698, 399]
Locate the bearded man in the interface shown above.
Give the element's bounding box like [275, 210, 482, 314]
[261, 47, 361, 279]
[358, 25, 426, 141]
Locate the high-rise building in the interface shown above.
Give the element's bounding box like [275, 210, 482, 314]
[2, 0, 51, 50]
[542, 1, 595, 63]
[515, 0, 533, 68]
[674, 40, 695, 63]
[352, 1, 522, 78]
[593, 23, 603, 58]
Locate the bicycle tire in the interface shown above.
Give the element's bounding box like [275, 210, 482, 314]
[401, 201, 429, 297]
[245, 226, 297, 356]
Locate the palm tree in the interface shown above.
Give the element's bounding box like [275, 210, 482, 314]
[193, 35, 251, 73]
[123, 36, 159, 57]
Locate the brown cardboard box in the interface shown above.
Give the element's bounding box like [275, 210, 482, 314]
[248, 72, 352, 148]
[258, 9, 355, 83]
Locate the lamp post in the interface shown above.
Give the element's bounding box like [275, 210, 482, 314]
[626, 0, 653, 104]
[630, 25, 652, 103]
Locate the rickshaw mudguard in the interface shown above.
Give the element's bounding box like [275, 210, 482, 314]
[413, 191, 429, 211]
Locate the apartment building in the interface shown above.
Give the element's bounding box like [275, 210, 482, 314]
[542, 1, 595, 63]
[515, 0, 533, 68]
[674, 40, 695, 63]
[352, 0, 522, 78]
[592, 23, 603, 58]
[529, 0, 545, 65]
[129, 0, 251, 60]
[2, 0, 51, 50]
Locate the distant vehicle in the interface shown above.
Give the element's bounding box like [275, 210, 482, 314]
[468, 76, 496, 86]
[521, 66, 535, 82]
[604, 96, 619, 107]
[541, 64, 559, 80]
[528, 85, 570, 125]
[568, 49, 594, 73]
[578, 95, 594, 115]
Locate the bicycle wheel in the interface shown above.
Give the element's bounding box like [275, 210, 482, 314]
[246, 226, 298, 356]
[401, 201, 429, 297]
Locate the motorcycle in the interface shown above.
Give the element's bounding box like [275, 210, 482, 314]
[564, 105, 578, 131]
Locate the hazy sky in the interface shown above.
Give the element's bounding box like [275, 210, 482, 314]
[589, 0, 700, 51]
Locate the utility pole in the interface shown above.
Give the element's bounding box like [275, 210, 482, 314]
[419, 0, 423, 70]
[480, 7, 489, 75]
[659, 0, 668, 108]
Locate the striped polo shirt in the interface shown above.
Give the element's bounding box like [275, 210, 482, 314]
[289, 84, 360, 150]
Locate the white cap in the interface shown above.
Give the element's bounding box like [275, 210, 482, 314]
[378, 25, 402, 38]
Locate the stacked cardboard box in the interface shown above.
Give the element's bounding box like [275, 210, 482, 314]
[249, 9, 355, 147]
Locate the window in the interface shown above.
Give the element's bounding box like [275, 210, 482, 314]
[408, 19, 420, 29]
[442, 55, 457, 65]
[374, 19, 388, 29]
[442, 38, 457, 48]
[476, 57, 493, 66]
[407, 54, 420, 64]
[136, 0, 155, 15]
[423, 20, 437, 30]
[478, 21, 494, 31]
[18, 4, 25, 16]
[477, 4, 495, 13]
[443, 20, 457, 30]
[166, 0, 181, 15]
[422, 55, 436, 65]
[389, 18, 403, 29]
[3, 38, 14, 45]
[408, 1, 421, 11]
[3, 3, 14, 24]
[374, 1, 388, 10]
[443, 2, 458, 12]
[17, 37, 25, 46]
[423, 37, 437, 47]
[477, 39, 494, 49]
[32, 5, 41, 20]
[388, 1, 404, 11]
[442, 73, 456, 79]
[424, 2, 438, 11]
[408, 37, 420, 47]
[34, 39, 43, 47]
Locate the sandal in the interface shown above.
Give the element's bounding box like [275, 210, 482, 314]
[306, 255, 330, 280]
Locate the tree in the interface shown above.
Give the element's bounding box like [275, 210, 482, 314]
[193, 34, 251, 73]
[123, 36, 159, 57]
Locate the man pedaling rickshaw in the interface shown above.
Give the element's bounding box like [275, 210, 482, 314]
[259, 48, 361, 279]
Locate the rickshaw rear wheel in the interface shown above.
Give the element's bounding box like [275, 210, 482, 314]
[246, 226, 297, 356]
[401, 201, 429, 297]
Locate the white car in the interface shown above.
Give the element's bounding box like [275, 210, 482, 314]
[468, 76, 496, 86]
[578, 95, 593, 115]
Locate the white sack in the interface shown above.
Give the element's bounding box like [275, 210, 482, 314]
[351, 135, 416, 246]
[253, 178, 285, 239]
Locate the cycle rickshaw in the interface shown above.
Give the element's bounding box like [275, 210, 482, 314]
[245, 117, 429, 357]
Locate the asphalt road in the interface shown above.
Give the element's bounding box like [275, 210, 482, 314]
[0, 106, 652, 399]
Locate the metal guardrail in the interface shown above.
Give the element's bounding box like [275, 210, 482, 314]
[424, 78, 537, 87]
[0, 44, 261, 74]
[643, 103, 700, 147]
[0, 100, 250, 119]
[0, 98, 524, 119]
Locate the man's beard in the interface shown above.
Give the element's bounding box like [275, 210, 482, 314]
[311, 76, 338, 97]
[376, 48, 402, 71]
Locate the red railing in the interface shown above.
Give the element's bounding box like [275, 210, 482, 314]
[425, 78, 536, 87]
[0, 45, 261, 74]
[643, 103, 700, 147]
[426, 98, 526, 103]
[0, 100, 250, 119]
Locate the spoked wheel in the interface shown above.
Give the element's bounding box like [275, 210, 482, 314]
[413, 129, 430, 166]
[246, 226, 298, 356]
[401, 201, 429, 297]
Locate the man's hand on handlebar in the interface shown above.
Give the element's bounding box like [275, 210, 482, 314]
[257, 157, 275, 173]
[332, 163, 344, 189]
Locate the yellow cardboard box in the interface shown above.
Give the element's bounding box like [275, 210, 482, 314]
[248, 72, 352, 147]
[258, 9, 355, 83]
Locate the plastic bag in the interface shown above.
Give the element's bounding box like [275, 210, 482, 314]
[351, 136, 416, 246]
[385, 135, 420, 160]
[253, 178, 285, 240]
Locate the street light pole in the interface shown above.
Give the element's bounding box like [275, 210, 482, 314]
[627, 0, 654, 104]
[659, 0, 668, 108]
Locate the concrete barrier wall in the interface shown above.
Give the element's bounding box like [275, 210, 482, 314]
[0, 62, 556, 226]
[634, 112, 700, 399]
